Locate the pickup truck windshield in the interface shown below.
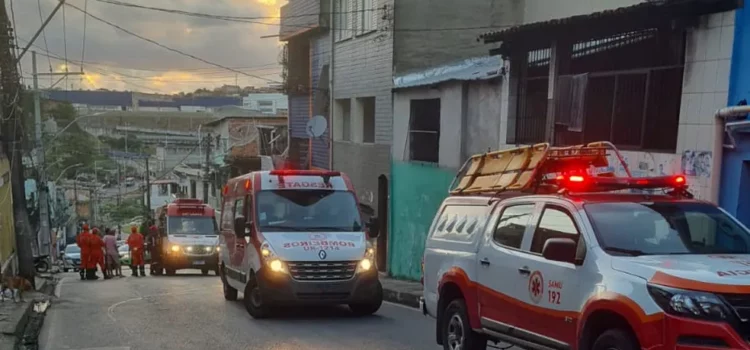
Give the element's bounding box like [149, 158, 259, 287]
[255, 190, 362, 232]
[167, 216, 217, 235]
[585, 202, 750, 255]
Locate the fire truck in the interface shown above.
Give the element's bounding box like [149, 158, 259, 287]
[152, 199, 220, 276]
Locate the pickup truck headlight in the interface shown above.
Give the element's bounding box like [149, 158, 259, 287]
[647, 284, 729, 321]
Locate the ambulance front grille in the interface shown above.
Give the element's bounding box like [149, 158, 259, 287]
[287, 261, 358, 281]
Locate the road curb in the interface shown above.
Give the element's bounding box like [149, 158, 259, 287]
[382, 287, 421, 309]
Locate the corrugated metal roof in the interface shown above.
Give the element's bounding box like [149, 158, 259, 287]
[479, 0, 740, 44]
[45, 90, 133, 106]
[393, 56, 504, 90]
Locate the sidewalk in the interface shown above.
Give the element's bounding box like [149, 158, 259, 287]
[0, 275, 55, 349]
[380, 273, 423, 308]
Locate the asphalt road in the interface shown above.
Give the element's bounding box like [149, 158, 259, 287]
[38, 270, 441, 350]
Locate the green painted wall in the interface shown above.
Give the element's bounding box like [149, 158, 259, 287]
[388, 161, 455, 281]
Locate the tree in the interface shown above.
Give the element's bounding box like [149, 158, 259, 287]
[101, 199, 143, 224]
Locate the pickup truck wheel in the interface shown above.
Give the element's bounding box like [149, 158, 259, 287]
[442, 299, 486, 350]
[244, 274, 271, 319]
[221, 269, 238, 301]
[591, 328, 639, 350]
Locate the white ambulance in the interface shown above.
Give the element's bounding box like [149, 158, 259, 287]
[218, 169, 383, 318]
[422, 142, 750, 350]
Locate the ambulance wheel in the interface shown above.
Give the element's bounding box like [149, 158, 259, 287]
[591, 328, 639, 350]
[63, 268, 69, 272]
[244, 273, 271, 319]
[221, 270, 238, 301]
[349, 282, 383, 316]
[201, 269, 209, 276]
[441, 299, 487, 350]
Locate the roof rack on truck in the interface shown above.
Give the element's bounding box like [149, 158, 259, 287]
[449, 141, 693, 198]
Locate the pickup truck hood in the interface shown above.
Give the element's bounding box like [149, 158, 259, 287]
[612, 254, 750, 290]
[263, 232, 366, 262]
[167, 234, 219, 246]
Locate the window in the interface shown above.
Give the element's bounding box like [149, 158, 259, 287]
[334, 0, 352, 42]
[221, 201, 235, 230]
[335, 99, 351, 141]
[167, 216, 218, 235]
[356, 0, 377, 34]
[432, 205, 487, 241]
[255, 190, 362, 232]
[233, 199, 245, 220]
[530, 207, 579, 253]
[493, 204, 535, 248]
[158, 184, 168, 196]
[361, 97, 375, 143]
[409, 99, 441, 163]
[258, 100, 273, 106]
[586, 202, 750, 255]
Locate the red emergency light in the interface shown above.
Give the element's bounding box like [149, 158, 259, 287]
[555, 174, 689, 192]
[270, 170, 341, 177]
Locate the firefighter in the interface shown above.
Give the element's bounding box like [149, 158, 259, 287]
[127, 226, 145, 277]
[90, 228, 107, 280]
[79, 224, 99, 280]
[75, 226, 89, 280]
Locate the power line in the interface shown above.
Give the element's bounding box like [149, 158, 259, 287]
[94, 0, 515, 33]
[81, 0, 89, 70]
[35, 0, 53, 72]
[65, 2, 282, 84]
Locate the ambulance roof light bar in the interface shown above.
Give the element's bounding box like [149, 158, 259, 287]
[269, 169, 341, 185]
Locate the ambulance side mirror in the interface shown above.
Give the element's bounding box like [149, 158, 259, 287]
[366, 217, 380, 238]
[234, 216, 247, 238]
[542, 238, 577, 264]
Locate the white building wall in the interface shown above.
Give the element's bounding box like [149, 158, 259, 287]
[242, 93, 288, 114]
[392, 79, 505, 169]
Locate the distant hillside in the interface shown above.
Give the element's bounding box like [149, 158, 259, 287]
[82, 111, 219, 132]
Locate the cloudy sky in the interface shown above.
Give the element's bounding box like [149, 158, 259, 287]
[12, 0, 284, 94]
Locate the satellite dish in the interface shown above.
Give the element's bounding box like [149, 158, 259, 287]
[306, 115, 328, 138]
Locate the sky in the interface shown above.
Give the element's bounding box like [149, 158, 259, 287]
[11, 0, 285, 94]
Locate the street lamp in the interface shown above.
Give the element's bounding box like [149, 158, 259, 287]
[52, 163, 83, 184]
[45, 112, 105, 147]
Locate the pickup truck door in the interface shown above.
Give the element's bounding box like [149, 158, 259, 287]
[476, 202, 540, 330]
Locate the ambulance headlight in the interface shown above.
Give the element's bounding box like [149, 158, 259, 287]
[364, 242, 375, 259]
[170, 245, 180, 252]
[186, 246, 193, 252]
[647, 284, 729, 321]
[268, 259, 285, 273]
[358, 258, 373, 272]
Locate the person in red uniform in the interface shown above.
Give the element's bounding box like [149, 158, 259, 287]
[76, 226, 89, 280]
[78, 224, 99, 280]
[127, 226, 145, 277]
[89, 228, 107, 280]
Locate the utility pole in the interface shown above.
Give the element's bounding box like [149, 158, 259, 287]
[203, 133, 211, 203]
[32, 50, 83, 258]
[117, 161, 122, 205]
[144, 157, 151, 216]
[0, 0, 35, 280]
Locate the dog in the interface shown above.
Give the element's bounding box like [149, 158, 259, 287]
[0, 275, 33, 302]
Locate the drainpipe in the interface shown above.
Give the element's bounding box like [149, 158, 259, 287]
[712, 106, 750, 204]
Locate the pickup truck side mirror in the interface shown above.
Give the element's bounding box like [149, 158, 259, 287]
[234, 216, 247, 238]
[366, 217, 380, 238]
[542, 238, 577, 264]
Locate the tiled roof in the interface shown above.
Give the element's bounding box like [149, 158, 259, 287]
[479, 0, 740, 44]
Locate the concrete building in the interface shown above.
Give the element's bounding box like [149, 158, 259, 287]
[720, 7, 750, 227]
[242, 93, 288, 115]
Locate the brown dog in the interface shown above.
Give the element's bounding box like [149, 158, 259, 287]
[0, 275, 33, 302]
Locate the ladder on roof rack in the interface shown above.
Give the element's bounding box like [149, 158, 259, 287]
[449, 141, 632, 195]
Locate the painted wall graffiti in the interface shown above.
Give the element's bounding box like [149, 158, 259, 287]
[682, 150, 713, 178]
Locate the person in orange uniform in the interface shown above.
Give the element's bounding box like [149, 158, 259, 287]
[127, 226, 145, 277]
[76, 225, 89, 280]
[89, 228, 107, 280]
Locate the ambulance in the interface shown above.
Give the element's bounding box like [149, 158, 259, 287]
[153, 198, 220, 276]
[422, 142, 750, 350]
[218, 169, 383, 318]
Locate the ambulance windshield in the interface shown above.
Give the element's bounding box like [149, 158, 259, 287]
[167, 216, 218, 235]
[585, 202, 750, 255]
[255, 190, 363, 232]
